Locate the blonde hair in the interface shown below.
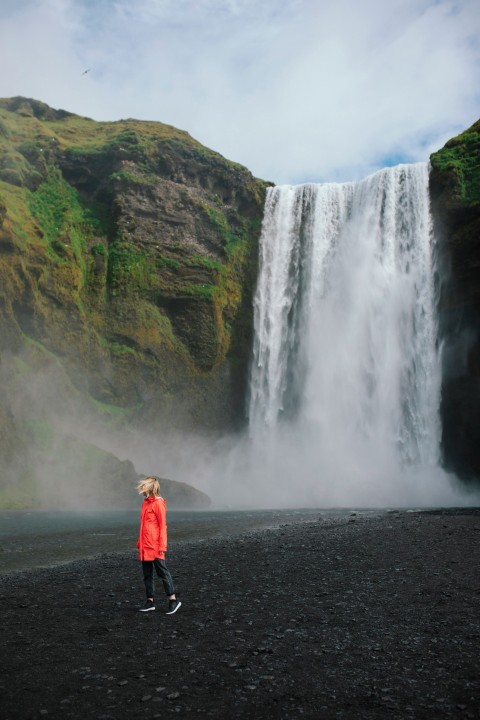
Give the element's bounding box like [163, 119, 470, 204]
[137, 476, 161, 497]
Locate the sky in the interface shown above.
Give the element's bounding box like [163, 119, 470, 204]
[0, 0, 479, 184]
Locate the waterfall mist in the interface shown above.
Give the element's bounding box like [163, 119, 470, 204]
[206, 163, 477, 508]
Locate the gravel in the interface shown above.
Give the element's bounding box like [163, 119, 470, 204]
[0, 509, 479, 719]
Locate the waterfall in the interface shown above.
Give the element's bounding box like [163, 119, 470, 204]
[246, 162, 447, 506]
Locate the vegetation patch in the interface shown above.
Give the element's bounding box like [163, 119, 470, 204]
[186, 255, 222, 271]
[183, 283, 216, 301]
[203, 204, 241, 256]
[107, 240, 157, 292]
[91, 242, 107, 257]
[27, 167, 94, 270]
[155, 254, 181, 270]
[430, 120, 480, 205]
[0, 181, 33, 247]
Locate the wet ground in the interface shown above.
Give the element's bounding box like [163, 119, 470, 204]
[0, 508, 325, 574]
[0, 508, 479, 719]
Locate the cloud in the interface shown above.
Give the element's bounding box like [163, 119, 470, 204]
[0, 0, 479, 182]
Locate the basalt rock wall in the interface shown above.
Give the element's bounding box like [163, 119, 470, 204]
[429, 119, 480, 481]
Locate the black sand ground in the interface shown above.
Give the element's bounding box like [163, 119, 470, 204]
[1, 509, 479, 719]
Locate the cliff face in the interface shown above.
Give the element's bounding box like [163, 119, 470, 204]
[0, 97, 269, 507]
[3, 96, 478, 505]
[429, 119, 480, 480]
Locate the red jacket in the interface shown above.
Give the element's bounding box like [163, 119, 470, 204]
[136, 496, 168, 561]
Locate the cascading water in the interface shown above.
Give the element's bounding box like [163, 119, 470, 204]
[244, 162, 453, 507]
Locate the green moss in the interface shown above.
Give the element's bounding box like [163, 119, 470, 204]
[108, 129, 140, 146]
[190, 143, 246, 173]
[0, 181, 32, 246]
[47, 115, 199, 160]
[186, 255, 222, 271]
[107, 240, 157, 291]
[110, 341, 136, 355]
[27, 167, 92, 270]
[204, 205, 241, 255]
[430, 121, 480, 205]
[17, 140, 47, 168]
[80, 199, 113, 237]
[0, 146, 33, 185]
[0, 166, 22, 186]
[182, 283, 216, 300]
[91, 242, 107, 257]
[155, 254, 181, 270]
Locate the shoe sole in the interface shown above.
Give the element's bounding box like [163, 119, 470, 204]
[165, 601, 182, 615]
[139, 607, 156, 612]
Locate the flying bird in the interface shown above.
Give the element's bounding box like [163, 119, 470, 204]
[81, 69, 91, 75]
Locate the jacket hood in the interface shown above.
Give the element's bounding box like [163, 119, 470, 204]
[144, 495, 166, 505]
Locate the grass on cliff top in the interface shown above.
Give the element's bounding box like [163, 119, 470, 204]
[0, 108, 111, 262]
[0, 106, 56, 146]
[50, 118, 247, 173]
[0, 103, 195, 151]
[48, 116, 196, 150]
[430, 119, 480, 205]
[0, 98, 258, 181]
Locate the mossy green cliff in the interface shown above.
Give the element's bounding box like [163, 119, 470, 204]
[0, 96, 270, 507]
[430, 119, 480, 480]
[3, 96, 478, 503]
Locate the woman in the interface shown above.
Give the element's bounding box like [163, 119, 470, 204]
[136, 475, 181, 615]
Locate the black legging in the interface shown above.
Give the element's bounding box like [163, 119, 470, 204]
[142, 558, 175, 598]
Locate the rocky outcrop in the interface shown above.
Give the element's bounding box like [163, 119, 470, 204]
[429, 119, 480, 480]
[0, 96, 269, 507]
